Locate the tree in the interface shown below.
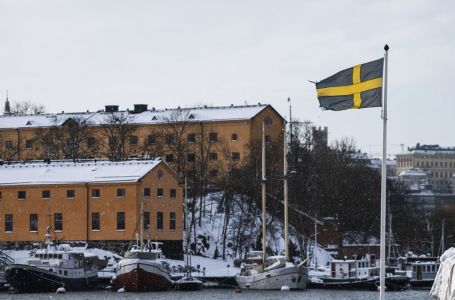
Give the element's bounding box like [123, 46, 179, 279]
[101, 112, 136, 161]
[40, 117, 98, 162]
[10, 100, 46, 115]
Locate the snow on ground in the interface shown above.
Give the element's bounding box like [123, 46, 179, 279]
[167, 254, 239, 277]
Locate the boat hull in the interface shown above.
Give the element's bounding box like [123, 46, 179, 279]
[114, 261, 171, 292]
[175, 278, 203, 291]
[410, 279, 434, 289]
[308, 277, 378, 291]
[385, 276, 410, 291]
[4, 264, 98, 293]
[236, 265, 308, 290]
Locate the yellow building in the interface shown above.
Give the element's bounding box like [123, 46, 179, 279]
[0, 159, 183, 258]
[0, 104, 285, 177]
[396, 144, 455, 193]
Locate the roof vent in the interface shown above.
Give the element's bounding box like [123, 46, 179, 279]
[26, 120, 32, 126]
[105, 105, 119, 113]
[188, 114, 195, 120]
[152, 116, 158, 121]
[151, 107, 156, 111]
[133, 104, 148, 114]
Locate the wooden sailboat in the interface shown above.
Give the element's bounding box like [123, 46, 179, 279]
[235, 121, 308, 290]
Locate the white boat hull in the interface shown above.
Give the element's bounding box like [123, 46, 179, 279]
[236, 265, 308, 290]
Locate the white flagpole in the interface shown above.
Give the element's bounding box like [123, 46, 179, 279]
[379, 44, 389, 300]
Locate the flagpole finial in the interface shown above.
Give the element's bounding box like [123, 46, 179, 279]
[384, 44, 389, 51]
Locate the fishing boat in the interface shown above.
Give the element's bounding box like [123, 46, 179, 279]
[113, 193, 172, 292]
[405, 257, 439, 289]
[235, 122, 308, 290]
[4, 227, 99, 293]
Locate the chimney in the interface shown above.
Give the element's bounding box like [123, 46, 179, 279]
[133, 104, 148, 114]
[105, 105, 119, 113]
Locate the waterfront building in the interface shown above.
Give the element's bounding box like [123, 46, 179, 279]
[0, 159, 183, 258]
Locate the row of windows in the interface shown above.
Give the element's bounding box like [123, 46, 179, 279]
[4, 140, 34, 150]
[3, 212, 176, 232]
[430, 172, 453, 178]
[0, 188, 177, 200]
[165, 152, 240, 163]
[3, 213, 62, 232]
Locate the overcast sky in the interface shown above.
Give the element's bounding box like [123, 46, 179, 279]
[1, 0, 454, 157]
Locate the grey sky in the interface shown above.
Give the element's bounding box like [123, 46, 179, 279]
[1, 0, 454, 156]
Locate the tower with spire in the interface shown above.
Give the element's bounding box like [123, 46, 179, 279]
[4, 90, 11, 115]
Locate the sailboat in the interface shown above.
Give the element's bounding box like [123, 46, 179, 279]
[113, 194, 172, 292]
[175, 177, 203, 291]
[235, 122, 309, 290]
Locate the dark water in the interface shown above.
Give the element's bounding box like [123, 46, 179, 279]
[0, 289, 431, 300]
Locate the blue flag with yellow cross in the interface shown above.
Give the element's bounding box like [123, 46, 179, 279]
[316, 58, 384, 111]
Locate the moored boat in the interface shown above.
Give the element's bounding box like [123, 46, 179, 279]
[113, 241, 171, 292]
[4, 229, 99, 293]
[308, 255, 379, 290]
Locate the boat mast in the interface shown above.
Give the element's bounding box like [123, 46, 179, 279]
[262, 121, 267, 270]
[140, 188, 144, 250]
[387, 213, 392, 264]
[283, 121, 289, 262]
[184, 177, 191, 275]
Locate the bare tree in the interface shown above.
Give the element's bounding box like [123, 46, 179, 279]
[101, 112, 136, 161]
[10, 100, 46, 115]
[39, 117, 98, 162]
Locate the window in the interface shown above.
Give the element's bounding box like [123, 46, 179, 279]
[157, 188, 164, 197]
[0, 191, 2, 200]
[209, 132, 218, 143]
[87, 137, 96, 147]
[147, 135, 156, 145]
[25, 140, 33, 149]
[144, 188, 151, 197]
[117, 212, 125, 230]
[170, 212, 176, 231]
[187, 153, 195, 162]
[210, 152, 218, 161]
[187, 169, 196, 177]
[92, 212, 100, 230]
[166, 154, 174, 162]
[91, 189, 100, 198]
[170, 189, 176, 198]
[232, 152, 240, 160]
[130, 135, 138, 146]
[42, 190, 51, 199]
[143, 212, 150, 229]
[67, 190, 75, 199]
[5, 214, 13, 232]
[117, 188, 125, 197]
[18, 191, 26, 200]
[54, 213, 63, 231]
[5, 140, 13, 149]
[30, 214, 38, 232]
[264, 117, 273, 125]
[209, 170, 218, 177]
[157, 212, 163, 230]
[265, 135, 271, 143]
[187, 133, 196, 143]
[165, 134, 174, 145]
[231, 133, 238, 141]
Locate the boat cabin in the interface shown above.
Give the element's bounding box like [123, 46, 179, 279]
[329, 255, 379, 279]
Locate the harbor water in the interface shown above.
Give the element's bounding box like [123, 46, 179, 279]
[0, 289, 431, 300]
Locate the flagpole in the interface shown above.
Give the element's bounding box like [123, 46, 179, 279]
[379, 44, 389, 300]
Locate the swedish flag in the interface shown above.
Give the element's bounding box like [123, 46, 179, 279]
[316, 58, 384, 111]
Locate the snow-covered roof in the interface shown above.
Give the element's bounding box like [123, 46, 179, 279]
[0, 159, 163, 185]
[0, 104, 272, 129]
[399, 169, 427, 177]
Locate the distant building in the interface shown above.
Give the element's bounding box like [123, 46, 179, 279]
[0, 159, 183, 258]
[396, 144, 455, 193]
[312, 126, 328, 149]
[398, 168, 429, 192]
